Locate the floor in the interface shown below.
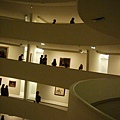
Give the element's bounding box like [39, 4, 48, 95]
[93, 100, 120, 120]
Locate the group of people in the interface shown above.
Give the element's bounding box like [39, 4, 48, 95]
[1, 84, 9, 97]
[39, 55, 47, 65]
[52, 17, 75, 24]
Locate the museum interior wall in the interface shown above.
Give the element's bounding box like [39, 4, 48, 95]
[1, 18, 120, 46]
[108, 55, 120, 75]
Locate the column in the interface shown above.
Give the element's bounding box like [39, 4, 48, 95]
[86, 50, 89, 71]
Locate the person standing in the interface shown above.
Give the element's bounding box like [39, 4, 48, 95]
[1, 115, 4, 120]
[39, 55, 43, 64]
[18, 54, 24, 61]
[35, 91, 41, 103]
[5, 85, 9, 97]
[79, 64, 83, 70]
[42, 55, 47, 65]
[1, 84, 5, 96]
[51, 59, 57, 66]
[70, 17, 75, 24]
[52, 19, 56, 24]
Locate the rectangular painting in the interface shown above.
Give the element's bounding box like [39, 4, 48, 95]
[54, 87, 65, 96]
[9, 81, 16, 87]
[0, 78, 2, 85]
[0, 46, 8, 58]
[59, 58, 71, 68]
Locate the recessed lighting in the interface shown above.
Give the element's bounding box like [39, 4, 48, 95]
[41, 43, 45, 46]
[91, 46, 95, 49]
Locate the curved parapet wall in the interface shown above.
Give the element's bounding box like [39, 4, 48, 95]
[77, 0, 120, 39]
[0, 18, 120, 46]
[68, 78, 120, 120]
[0, 58, 119, 89]
[0, 96, 67, 120]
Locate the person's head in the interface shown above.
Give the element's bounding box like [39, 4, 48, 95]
[5, 85, 8, 88]
[2, 84, 5, 88]
[54, 59, 56, 62]
[1, 115, 4, 118]
[72, 17, 74, 21]
[45, 55, 47, 58]
[36, 91, 39, 95]
[21, 54, 23, 56]
[40, 55, 43, 58]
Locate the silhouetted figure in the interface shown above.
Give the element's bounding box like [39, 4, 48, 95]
[64, 61, 69, 68]
[52, 59, 57, 66]
[42, 55, 47, 65]
[52, 19, 56, 24]
[0, 51, 5, 58]
[40, 55, 43, 64]
[70, 17, 75, 24]
[79, 64, 83, 70]
[5, 85, 9, 97]
[35, 91, 41, 103]
[1, 84, 5, 96]
[18, 54, 24, 61]
[1, 115, 4, 120]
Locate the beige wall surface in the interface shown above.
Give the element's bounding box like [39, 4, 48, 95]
[37, 83, 69, 106]
[108, 55, 120, 75]
[0, 18, 120, 46]
[0, 58, 119, 89]
[0, 76, 21, 95]
[44, 50, 87, 70]
[0, 96, 67, 120]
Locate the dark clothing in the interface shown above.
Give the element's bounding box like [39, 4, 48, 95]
[43, 57, 47, 65]
[52, 59, 57, 66]
[1, 85, 5, 96]
[70, 18, 75, 24]
[79, 64, 83, 70]
[5, 87, 9, 97]
[40, 58, 43, 64]
[36, 95, 41, 103]
[18, 54, 23, 61]
[1, 115, 4, 120]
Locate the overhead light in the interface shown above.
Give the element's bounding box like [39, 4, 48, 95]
[41, 43, 45, 46]
[91, 46, 95, 49]
[31, 6, 33, 9]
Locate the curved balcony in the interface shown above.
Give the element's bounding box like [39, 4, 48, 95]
[68, 78, 120, 120]
[0, 18, 120, 46]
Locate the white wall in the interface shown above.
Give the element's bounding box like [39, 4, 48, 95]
[89, 50, 101, 72]
[0, 44, 24, 60]
[27, 81, 37, 100]
[108, 55, 120, 75]
[37, 83, 69, 106]
[0, 76, 21, 95]
[43, 50, 87, 70]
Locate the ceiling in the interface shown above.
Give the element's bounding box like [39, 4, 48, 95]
[0, 0, 120, 54]
[77, 0, 120, 39]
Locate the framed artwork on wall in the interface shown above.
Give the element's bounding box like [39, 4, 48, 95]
[0, 46, 8, 58]
[0, 78, 2, 85]
[9, 81, 16, 87]
[59, 58, 71, 68]
[54, 87, 65, 96]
